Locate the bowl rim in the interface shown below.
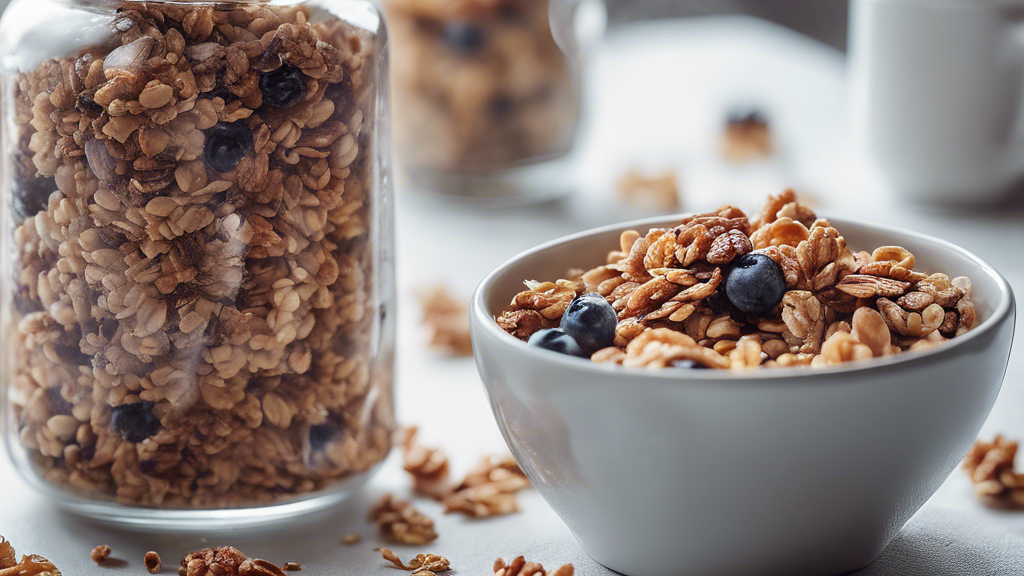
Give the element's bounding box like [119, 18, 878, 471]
[471, 213, 1016, 382]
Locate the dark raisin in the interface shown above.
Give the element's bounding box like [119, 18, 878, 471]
[259, 63, 306, 108]
[203, 122, 253, 173]
[53, 342, 92, 366]
[110, 401, 161, 443]
[309, 423, 339, 452]
[12, 174, 56, 222]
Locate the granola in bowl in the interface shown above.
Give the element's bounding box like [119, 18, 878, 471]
[495, 190, 976, 369]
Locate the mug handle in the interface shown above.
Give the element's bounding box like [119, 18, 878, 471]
[998, 5, 1024, 170]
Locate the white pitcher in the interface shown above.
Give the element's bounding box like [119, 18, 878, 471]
[850, 0, 1024, 204]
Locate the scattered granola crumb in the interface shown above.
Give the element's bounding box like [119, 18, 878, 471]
[722, 110, 773, 161]
[91, 545, 112, 564]
[402, 427, 452, 500]
[341, 533, 361, 545]
[1, 538, 16, 568]
[443, 454, 531, 518]
[144, 551, 162, 573]
[420, 287, 473, 356]
[381, 549, 450, 574]
[0, 537, 61, 574]
[963, 435, 1024, 509]
[616, 170, 680, 211]
[494, 556, 573, 576]
[370, 494, 439, 545]
[239, 558, 290, 576]
[180, 547, 247, 576]
[282, 562, 302, 571]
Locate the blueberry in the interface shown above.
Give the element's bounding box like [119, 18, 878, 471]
[110, 401, 161, 443]
[724, 253, 787, 315]
[203, 122, 253, 173]
[528, 328, 588, 358]
[444, 22, 485, 53]
[12, 174, 56, 223]
[671, 359, 709, 370]
[309, 423, 339, 452]
[727, 109, 768, 126]
[560, 293, 617, 353]
[259, 63, 306, 108]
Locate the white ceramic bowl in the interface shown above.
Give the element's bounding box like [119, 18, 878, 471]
[470, 216, 1015, 576]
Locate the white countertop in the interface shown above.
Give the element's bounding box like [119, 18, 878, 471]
[1, 16, 1022, 576]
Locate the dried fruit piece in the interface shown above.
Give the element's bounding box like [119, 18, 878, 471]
[110, 402, 160, 443]
[724, 253, 787, 315]
[560, 293, 618, 353]
[203, 122, 254, 172]
[260, 63, 306, 108]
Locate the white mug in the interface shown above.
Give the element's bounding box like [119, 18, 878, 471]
[850, 0, 1024, 204]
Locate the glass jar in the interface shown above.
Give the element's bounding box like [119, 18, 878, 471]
[0, 0, 394, 527]
[384, 0, 605, 201]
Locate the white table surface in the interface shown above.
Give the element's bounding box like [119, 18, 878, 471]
[1, 16, 1023, 576]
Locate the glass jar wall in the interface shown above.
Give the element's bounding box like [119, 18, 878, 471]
[0, 0, 394, 527]
[385, 0, 605, 200]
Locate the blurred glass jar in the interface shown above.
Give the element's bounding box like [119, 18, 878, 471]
[0, 0, 395, 527]
[385, 0, 605, 199]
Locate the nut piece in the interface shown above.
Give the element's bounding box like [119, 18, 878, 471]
[493, 557, 573, 576]
[420, 287, 472, 356]
[341, 533, 361, 545]
[91, 545, 112, 564]
[851, 307, 890, 357]
[443, 454, 531, 518]
[1, 538, 15, 569]
[0, 538, 61, 575]
[145, 551, 162, 574]
[381, 549, 450, 574]
[616, 170, 680, 211]
[239, 558, 287, 576]
[402, 427, 451, 500]
[370, 494, 438, 545]
[962, 435, 1024, 509]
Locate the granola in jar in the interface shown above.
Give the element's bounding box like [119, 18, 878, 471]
[0, 0, 395, 516]
[385, 0, 591, 179]
[496, 190, 977, 369]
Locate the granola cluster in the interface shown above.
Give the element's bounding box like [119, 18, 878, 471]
[420, 287, 472, 357]
[496, 190, 977, 369]
[963, 435, 1024, 509]
[385, 0, 580, 173]
[402, 429, 532, 517]
[494, 557, 573, 576]
[0, 537, 61, 576]
[616, 169, 680, 212]
[370, 494, 439, 546]
[179, 547, 292, 576]
[2, 1, 394, 508]
[381, 549, 451, 576]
